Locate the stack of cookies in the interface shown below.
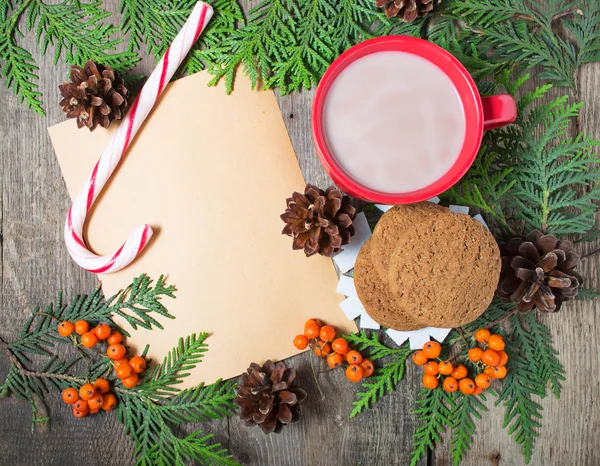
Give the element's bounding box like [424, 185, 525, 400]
[354, 203, 501, 330]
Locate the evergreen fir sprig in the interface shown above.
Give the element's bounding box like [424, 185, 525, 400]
[0, 274, 238, 465]
[0, 0, 137, 115]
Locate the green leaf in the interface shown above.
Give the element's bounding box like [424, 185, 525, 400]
[410, 388, 454, 466]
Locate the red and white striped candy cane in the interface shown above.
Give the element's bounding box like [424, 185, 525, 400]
[65, 2, 213, 274]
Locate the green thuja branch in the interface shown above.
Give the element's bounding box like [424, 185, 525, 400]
[450, 393, 489, 466]
[345, 332, 411, 417]
[449, 0, 600, 89]
[410, 388, 453, 466]
[496, 313, 545, 464]
[0, 0, 137, 115]
[0, 275, 237, 465]
[116, 335, 237, 466]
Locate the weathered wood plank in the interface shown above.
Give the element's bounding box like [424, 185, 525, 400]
[1, 1, 599, 465]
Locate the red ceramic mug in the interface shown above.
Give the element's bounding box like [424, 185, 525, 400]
[312, 36, 517, 204]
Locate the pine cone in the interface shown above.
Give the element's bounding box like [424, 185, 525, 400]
[235, 360, 307, 434]
[497, 230, 582, 313]
[59, 60, 129, 131]
[280, 185, 356, 257]
[375, 0, 437, 21]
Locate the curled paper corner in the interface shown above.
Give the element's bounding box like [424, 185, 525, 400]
[333, 212, 372, 274]
[386, 327, 452, 350]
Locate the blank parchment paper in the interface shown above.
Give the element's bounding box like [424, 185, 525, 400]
[49, 71, 356, 387]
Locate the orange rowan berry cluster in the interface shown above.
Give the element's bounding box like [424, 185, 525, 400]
[57, 320, 147, 389]
[413, 331, 509, 395]
[467, 328, 508, 392]
[61, 378, 117, 418]
[293, 319, 374, 383]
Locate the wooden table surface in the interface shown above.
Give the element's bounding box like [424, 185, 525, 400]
[1, 2, 599, 465]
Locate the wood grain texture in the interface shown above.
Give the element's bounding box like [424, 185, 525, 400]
[0, 1, 598, 466]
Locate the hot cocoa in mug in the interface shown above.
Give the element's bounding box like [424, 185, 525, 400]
[312, 36, 517, 204]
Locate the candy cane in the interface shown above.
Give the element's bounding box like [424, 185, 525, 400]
[64, 2, 213, 274]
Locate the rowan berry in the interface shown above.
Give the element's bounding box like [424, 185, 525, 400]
[459, 378, 476, 395]
[422, 341, 442, 359]
[327, 352, 343, 369]
[345, 365, 364, 383]
[116, 363, 133, 379]
[89, 407, 100, 415]
[443, 376, 459, 392]
[483, 367, 496, 381]
[73, 408, 88, 418]
[129, 356, 147, 374]
[471, 385, 483, 396]
[80, 331, 98, 348]
[107, 344, 127, 360]
[93, 378, 110, 394]
[412, 350, 428, 366]
[498, 351, 509, 366]
[475, 373, 492, 389]
[422, 374, 439, 389]
[107, 331, 123, 345]
[360, 359, 374, 377]
[474, 328, 491, 343]
[488, 334, 505, 351]
[293, 335, 309, 350]
[79, 383, 96, 401]
[451, 364, 468, 380]
[73, 399, 89, 413]
[304, 322, 320, 339]
[58, 321, 75, 337]
[481, 349, 501, 367]
[88, 392, 104, 411]
[493, 365, 507, 379]
[94, 323, 111, 340]
[438, 360, 453, 375]
[346, 350, 363, 365]
[331, 338, 349, 355]
[424, 361, 439, 376]
[468, 347, 483, 363]
[314, 340, 331, 357]
[319, 325, 336, 342]
[75, 320, 89, 335]
[305, 318, 322, 329]
[122, 373, 139, 389]
[101, 393, 117, 411]
[61, 387, 79, 404]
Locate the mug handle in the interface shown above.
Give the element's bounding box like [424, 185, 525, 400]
[482, 95, 517, 131]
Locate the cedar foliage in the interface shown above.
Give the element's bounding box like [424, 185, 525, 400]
[3, 1, 600, 112]
[0, 274, 238, 466]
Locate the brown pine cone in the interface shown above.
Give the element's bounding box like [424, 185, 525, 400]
[280, 184, 356, 257]
[235, 360, 307, 434]
[497, 230, 582, 312]
[375, 0, 437, 21]
[59, 60, 129, 131]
